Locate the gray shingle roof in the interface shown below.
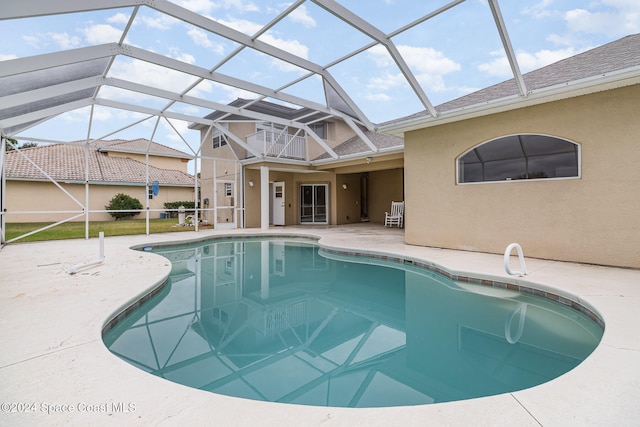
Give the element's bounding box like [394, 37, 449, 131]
[383, 33, 640, 125]
[313, 131, 404, 160]
[6, 143, 194, 186]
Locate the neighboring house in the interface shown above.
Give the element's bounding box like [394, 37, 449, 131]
[193, 99, 405, 229]
[5, 139, 195, 222]
[381, 33, 640, 269]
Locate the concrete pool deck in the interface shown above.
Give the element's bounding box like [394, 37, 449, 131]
[1, 224, 639, 426]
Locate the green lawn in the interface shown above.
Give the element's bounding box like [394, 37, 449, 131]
[4, 218, 212, 243]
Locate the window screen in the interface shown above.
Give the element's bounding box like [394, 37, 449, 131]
[458, 135, 579, 183]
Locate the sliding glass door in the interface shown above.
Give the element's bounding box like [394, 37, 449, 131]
[300, 184, 328, 224]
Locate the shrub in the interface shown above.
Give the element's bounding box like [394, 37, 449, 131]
[106, 193, 143, 220]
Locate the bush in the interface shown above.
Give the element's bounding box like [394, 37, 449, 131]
[106, 193, 144, 220]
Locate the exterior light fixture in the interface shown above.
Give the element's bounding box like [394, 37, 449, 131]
[342, 184, 348, 190]
[366, 157, 372, 164]
[249, 181, 254, 187]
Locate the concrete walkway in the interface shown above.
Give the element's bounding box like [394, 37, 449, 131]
[1, 224, 639, 426]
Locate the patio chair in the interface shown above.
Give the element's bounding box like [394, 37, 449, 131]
[384, 201, 404, 228]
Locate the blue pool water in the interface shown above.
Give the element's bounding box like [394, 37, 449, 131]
[103, 238, 603, 408]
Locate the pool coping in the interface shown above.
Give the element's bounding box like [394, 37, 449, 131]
[1, 225, 639, 426]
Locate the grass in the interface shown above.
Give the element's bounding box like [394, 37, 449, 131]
[4, 218, 212, 243]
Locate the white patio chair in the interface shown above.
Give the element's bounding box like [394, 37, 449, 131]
[384, 201, 404, 228]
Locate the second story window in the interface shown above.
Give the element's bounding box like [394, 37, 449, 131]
[308, 122, 326, 139]
[213, 124, 228, 149]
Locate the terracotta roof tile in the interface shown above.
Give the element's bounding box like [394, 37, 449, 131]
[6, 143, 194, 186]
[93, 138, 193, 159]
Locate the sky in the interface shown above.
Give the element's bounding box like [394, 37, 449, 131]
[1, 0, 639, 158]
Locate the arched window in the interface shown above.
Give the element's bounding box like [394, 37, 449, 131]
[457, 134, 580, 183]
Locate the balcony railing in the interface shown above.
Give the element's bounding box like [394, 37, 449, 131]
[247, 130, 305, 160]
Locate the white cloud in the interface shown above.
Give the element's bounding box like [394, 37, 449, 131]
[220, 0, 259, 12]
[175, 0, 217, 14]
[364, 92, 391, 101]
[367, 45, 460, 92]
[0, 54, 18, 60]
[565, 6, 640, 37]
[522, 0, 556, 19]
[213, 82, 259, 102]
[139, 14, 177, 30]
[49, 32, 82, 49]
[477, 47, 578, 77]
[261, 34, 309, 59]
[288, 5, 316, 28]
[187, 28, 226, 55]
[523, 0, 640, 38]
[215, 17, 263, 35]
[80, 24, 123, 44]
[109, 58, 200, 95]
[107, 13, 130, 25]
[22, 35, 41, 49]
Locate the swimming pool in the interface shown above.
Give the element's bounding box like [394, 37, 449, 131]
[103, 237, 603, 408]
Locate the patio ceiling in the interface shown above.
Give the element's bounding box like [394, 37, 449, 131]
[0, 0, 524, 151]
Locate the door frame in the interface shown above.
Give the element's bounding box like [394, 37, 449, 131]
[299, 183, 329, 225]
[271, 181, 285, 225]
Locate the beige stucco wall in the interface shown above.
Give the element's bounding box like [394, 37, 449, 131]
[5, 181, 194, 223]
[242, 156, 405, 228]
[404, 84, 640, 268]
[368, 169, 404, 224]
[335, 168, 404, 225]
[199, 143, 241, 225]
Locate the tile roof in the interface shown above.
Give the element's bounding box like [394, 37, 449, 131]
[6, 143, 194, 186]
[383, 33, 640, 125]
[93, 138, 192, 159]
[313, 131, 404, 160]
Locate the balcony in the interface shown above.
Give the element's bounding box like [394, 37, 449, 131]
[247, 130, 306, 160]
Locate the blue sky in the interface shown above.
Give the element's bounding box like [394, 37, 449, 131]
[1, 0, 639, 155]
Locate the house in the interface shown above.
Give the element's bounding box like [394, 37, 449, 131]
[380, 33, 640, 269]
[5, 139, 195, 223]
[193, 34, 640, 269]
[193, 100, 405, 229]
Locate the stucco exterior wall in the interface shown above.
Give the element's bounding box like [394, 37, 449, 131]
[307, 120, 356, 160]
[368, 169, 404, 225]
[404, 85, 640, 268]
[5, 181, 194, 223]
[199, 144, 240, 225]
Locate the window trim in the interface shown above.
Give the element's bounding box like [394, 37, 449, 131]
[456, 133, 582, 185]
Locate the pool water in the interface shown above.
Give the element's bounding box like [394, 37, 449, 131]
[103, 238, 603, 408]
